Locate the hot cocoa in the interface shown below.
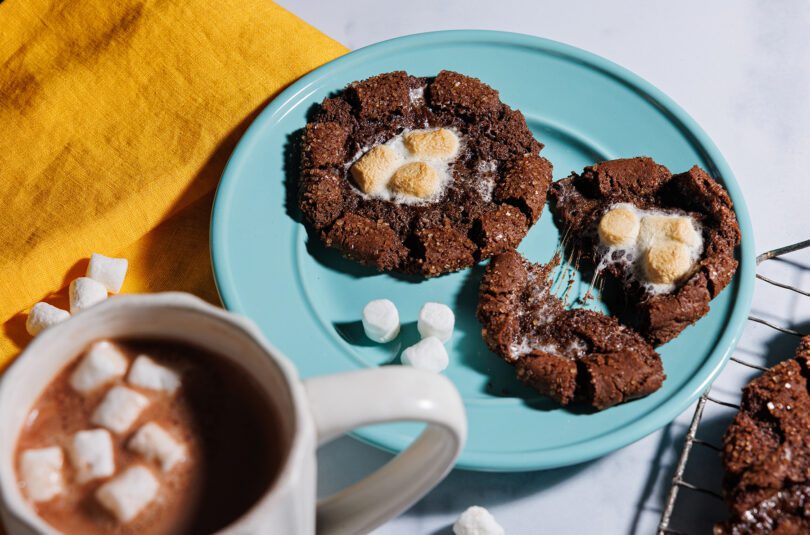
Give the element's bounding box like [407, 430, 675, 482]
[15, 338, 285, 534]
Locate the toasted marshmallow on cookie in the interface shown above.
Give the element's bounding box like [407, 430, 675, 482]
[351, 144, 402, 194]
[403, 128, 459, 159]
[389, 161, 439, 198]
[638, 215, 700, 249]
[644, 241, 693, 284]
[349, 128, 460, 203]
[598, 205, 640, 247]
[596, 203, 703, 293]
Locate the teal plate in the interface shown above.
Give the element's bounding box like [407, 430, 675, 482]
[211, 31, 755, 471]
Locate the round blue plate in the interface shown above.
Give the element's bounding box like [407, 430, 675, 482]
[211, 31, 755, 471]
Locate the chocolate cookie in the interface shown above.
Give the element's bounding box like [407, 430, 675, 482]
[476, 250, 664, 410]
[716, 337, 810, 534]
[298, 70, 551, 277]
[549, 157, 740, 345]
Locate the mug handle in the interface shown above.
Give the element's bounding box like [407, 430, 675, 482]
[304, 367, 467, 535]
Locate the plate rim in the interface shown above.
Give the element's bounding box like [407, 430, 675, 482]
[211, 29, 756, 471]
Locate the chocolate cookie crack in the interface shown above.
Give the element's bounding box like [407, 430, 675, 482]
[298, 70, 551, 277]
[477, 250, 664, 410]
[717, 337, 810, 534]
[549, 157, 741, 345]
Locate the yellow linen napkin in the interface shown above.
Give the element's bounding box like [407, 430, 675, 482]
[0, 0, 349, 368]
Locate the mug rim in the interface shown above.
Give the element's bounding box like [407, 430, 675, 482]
[0, 292, 312, 535]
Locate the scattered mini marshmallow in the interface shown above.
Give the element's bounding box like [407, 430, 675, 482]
[417, 302, 455, 342]
[69, 429, 115, 483]
[20, 447, 64, 502]
[25, 302, 70, 336]
[127, 356, 181, 394]
[401, 337, 449, 373]
[70, 341, 129, 394]
[69, 277, 108, 314]
[129, 422, 187, 472]
[87, 253, 129, 294]
[362, 299, 400, 343]
[95, 465, 159, 523]
[91, 386, 150, 434]
[453, 506, 505, 535]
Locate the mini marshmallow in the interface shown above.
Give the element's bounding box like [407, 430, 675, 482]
[401, 337, 449, 373]
[453, 506, 505, 535]
[91, 386, 150, 434]
[417, 302, 455, 342]
[87, 253, 129, 294]
[639, 215, 700, 249]
[598, 206, 640, 247]
[403, 128, 459, 159]
[69, 429, 115, 483]
[127, 356, 181, 393]
[25, 302, 70, 336]
[362, 299, 401, 343]
[69, 277, 108, 314]
[129, 422, 187, 471]
[95, 465, 159, 523]
[70, 341, 129, 394]
[20, 447, 64, 502]
[643, 241, 692, 284]
[389, 161, 439, 198]
[351, 145, 402, 194]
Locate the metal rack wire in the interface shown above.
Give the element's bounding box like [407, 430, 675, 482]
[656, 239, 810, 535]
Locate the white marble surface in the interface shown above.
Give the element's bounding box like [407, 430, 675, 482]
[277, 1, 810, 533]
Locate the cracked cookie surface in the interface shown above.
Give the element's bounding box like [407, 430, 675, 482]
[549, 157, 740, 345]
[476, 250, 664, 410]
[716, 337, 810, 535]
[298, 70, 551, 277]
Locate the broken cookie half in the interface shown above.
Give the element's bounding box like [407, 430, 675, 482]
[477, 250, 664, 410]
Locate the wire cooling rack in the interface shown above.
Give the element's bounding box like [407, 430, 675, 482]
[656, 239, 810, 535]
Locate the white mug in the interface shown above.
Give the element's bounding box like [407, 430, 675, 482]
[0, 292, 467, 534]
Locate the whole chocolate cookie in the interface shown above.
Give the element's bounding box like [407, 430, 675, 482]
[716, 337, 810, 534]
[298, 70, 551, 277]
[549, 157, 740, 345]
[476, 250, 664, 410]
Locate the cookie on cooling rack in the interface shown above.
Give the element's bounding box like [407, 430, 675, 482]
[716, 336, 810, 535]
[298, 70, 552, 277]
[548, 157, 741, 346]
[476, 250, 664, 410]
